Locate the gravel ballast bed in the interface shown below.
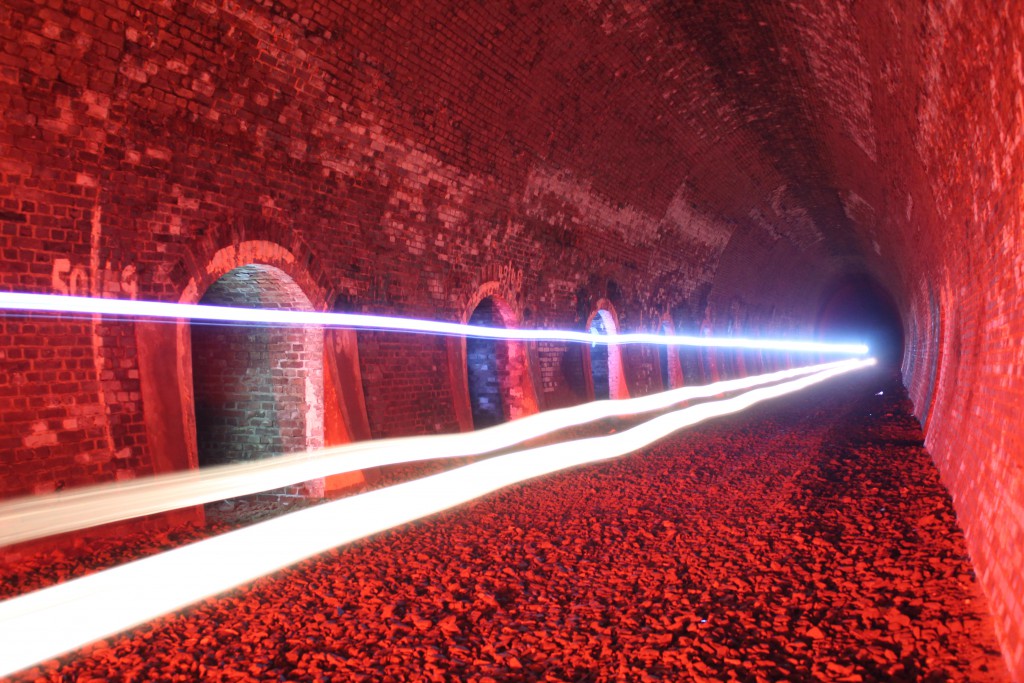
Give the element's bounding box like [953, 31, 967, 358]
[4, 369, 1008, 682]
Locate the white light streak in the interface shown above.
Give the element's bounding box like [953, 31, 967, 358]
[0, 291, 869, 354]
[0, 357, 874, 678]
[1, 360, 859, 547]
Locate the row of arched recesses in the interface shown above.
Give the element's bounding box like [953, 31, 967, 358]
[579, 306, 800, 397]
[575, 304, 790, 399]
[182, 267, 650, 491]
[179, 258, 550, 501]
[170, 249, 859, 508]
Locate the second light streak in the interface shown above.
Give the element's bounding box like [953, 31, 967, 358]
[0, 357, 876, 678]
[0, 359, 863, 547]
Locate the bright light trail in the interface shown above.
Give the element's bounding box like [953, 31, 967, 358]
[0, 291, 869, 354]
[0, 357, 874, 678]
[1, 359, 861, 547]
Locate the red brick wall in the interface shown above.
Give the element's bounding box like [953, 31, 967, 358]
[843, 4, 1023, 676]
[0, 0, 749, 506]
[535, 341, 588, 409]
[0, 315, 145, 498]
[1, 0, 1023, 676]
[917, 108, 1023, 683]
[357, 331, 461, 439]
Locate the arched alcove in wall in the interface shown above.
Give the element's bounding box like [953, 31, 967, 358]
[696, 305, 721, 385]
[189, 264, 324, 495]
[729, 326, 747, 380]
[672, 315, 704, 387]
[586, 306, 628, 400]
[467, 297, 507, 428]
[679, 345, 703, 386]
[460, 293, 538, 429]
[589, 313, 611, 399]
[658, 330, 670, 391]
[744, 332, 765, 377]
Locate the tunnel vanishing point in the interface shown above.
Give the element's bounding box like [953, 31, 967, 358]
[0, 0, 1022, 680]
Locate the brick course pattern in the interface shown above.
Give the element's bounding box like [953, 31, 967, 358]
[189, 264, 323, 498]
[0, 0, 1022, 677]
[465, 297, 507, 428]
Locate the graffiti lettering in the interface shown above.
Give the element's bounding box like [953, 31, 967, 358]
[51, 258, 139, 300]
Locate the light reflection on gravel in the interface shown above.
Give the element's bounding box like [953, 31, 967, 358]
[3, 370, 1008, 682]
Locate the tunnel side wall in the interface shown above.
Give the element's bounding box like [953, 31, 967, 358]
[894, 6, 1024, 675]
[0, 0, 775, 501]
[704, 5, 1024, 674]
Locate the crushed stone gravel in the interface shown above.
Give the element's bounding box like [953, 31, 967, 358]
[2, 368, 1009, 682]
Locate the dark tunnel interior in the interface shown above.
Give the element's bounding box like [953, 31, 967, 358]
[817, 276, 905, 368]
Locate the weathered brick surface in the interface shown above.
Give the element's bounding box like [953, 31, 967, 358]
[356, 330, 460, 439]
[1, 0, 756, 502]
[846, 4, 1024, 677]
[190, 264, 323, 500]
[0, 0, 1022, 677]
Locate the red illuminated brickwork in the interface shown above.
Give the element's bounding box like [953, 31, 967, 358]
[190, 264, 323, 499]
[0, 0, 1022, 677]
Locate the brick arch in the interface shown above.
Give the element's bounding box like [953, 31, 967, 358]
[461, 280, 520, 325]
[177, 240, 330, 310]
[450, 282, 539, 431]
[173, 242, 326, 499]
[585, 300, 629, 401]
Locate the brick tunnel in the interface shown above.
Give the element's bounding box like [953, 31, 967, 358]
[0, 1, 1022, 681]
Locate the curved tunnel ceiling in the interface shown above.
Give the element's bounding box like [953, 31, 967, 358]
[349, 0, 922, 318]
